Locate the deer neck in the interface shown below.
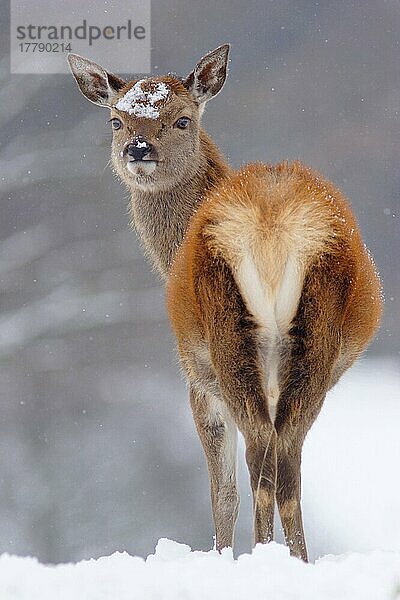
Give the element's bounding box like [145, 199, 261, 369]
[128, 130, 230, 278]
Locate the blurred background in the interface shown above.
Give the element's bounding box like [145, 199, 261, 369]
[0, 0, 399, 564]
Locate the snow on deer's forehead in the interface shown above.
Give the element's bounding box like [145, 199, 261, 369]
[114, 79, 170, 119]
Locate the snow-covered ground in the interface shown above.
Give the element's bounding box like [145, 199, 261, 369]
[302, 357, 400, 558]
[1, 538, 400, 599]
[1, 358, 399, 598]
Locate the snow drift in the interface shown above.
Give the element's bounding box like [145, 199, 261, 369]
[1, 538, 400, 600]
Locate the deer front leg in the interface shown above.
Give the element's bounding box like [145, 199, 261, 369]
[190, 386, 239, 551]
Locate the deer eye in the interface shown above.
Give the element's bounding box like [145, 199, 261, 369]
[174, 117, 191, 130]
[110, 118, 122, 130]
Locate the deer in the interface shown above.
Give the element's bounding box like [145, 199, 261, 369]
[68, 44, 382, 561]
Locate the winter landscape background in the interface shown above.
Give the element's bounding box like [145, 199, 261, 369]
[0, 0, 399, 567]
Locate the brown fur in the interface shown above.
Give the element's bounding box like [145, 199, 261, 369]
[68, 46, 382, 561]
[166, 161, 382, 559]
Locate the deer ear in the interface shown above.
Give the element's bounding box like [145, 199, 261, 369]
[184, 44, 230, 105]
[67, 54, 125, 108]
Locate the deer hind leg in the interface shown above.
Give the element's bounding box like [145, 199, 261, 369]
[275, 432, 308, 560]
[196, 253, 277, 546]
[190, 386, 239, 551]
[274, 253, 352, 561]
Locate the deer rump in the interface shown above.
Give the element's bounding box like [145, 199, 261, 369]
[167, 160, 380, 422]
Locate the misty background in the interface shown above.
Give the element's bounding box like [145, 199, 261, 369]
[0, 0, 399, 563]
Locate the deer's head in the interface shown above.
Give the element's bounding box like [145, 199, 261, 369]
[68, 45, 229, 192]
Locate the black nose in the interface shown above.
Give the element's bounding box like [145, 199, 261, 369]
[124, 137, 153, 161]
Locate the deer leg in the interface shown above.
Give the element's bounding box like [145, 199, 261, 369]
[190, 386, 239, 550]
[275, 370, 323, 561]
[214, 341, 277, 547]
[245, 423, 277, 545]
[206, 331, 277, 547]
[276, 437, 307, 560]
[274, 253, 351, 561]
[197, 254, 277, 546]
[275, 365, 333, 561]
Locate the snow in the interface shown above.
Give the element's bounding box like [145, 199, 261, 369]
[1, 539, 400, 599]
[114, 80, 170, 119]
[301, 358, 400, 559]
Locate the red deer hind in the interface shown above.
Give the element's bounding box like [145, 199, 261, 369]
[68, 44, 382, 561]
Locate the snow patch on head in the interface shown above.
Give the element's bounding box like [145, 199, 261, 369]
[114, 80, 170, 119]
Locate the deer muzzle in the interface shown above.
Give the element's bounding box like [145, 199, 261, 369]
[123, 137, 158, 162]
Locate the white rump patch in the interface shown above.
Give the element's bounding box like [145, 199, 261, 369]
[114, 80, 170, 119]
[236, 251, 304, 423]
